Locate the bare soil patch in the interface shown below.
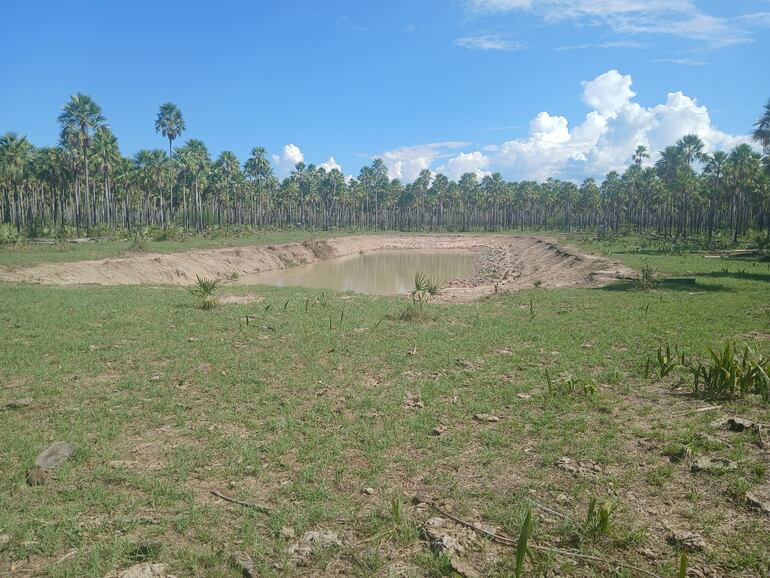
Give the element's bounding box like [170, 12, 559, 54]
[0, 234, 632, 301]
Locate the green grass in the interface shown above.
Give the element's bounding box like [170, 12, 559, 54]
[1, 233, 769, 576]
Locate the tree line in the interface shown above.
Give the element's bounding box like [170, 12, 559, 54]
[1, 94, 770, 240]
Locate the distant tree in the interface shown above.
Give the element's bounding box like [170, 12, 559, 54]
[752, 98, 770, 154]
[155, 103, 186, 158]
[0, 132, 35, 231]
[58, 93, 105, 229]
[633, 145, 650, 166]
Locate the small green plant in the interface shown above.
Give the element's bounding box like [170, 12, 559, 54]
[514, 507, 534, 578]
[582, 497, 617, 541]
[545, 370, 596, 397]
[678, 551, 688, 578]
[636, 261, 659, 290]
[690, 342, 769, 402]
[129, 229, 150, 252]
[412, 272, 442, 305]
[189, 275, 220, 310]
[654, 344, 686, 378]
[528, 297, 536, 321]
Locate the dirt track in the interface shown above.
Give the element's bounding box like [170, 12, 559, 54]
[0, 235, 633, 301]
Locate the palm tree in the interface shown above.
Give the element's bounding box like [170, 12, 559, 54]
[91, 127, 120, 226]
[703, 151, 728, 238]
[752, 98, 770, 154]
[0, 132, 35, 232]
[633, 145, 650, 166]
[58, 93, 105, 229]
[155, 103, 186, 158]
[244, 147, 273, 226]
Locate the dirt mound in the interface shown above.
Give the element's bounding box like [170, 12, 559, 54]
[0, 235, 632, 301]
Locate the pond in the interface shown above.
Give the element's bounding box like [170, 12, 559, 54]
[239, 250, 476, 295]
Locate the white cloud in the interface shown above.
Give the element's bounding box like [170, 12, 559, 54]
[319, 156, 342, 172]
[382, 70, 753, 183]
[437, 151, 491, 180]
[455, 35, 526, 51]
[581, 69, 635, 117]
[271, 144, 304, 177]
[466, 0, 532, 11]
[380, 142, 468, 182]
[463, 0, 762, 47]
[487, 71, 751, 180]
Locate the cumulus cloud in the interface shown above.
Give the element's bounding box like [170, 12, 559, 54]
[319, 156, 342, 172]
[437, 151, 491, 180]
[380, 142, 468, 182]
[271, 144, 304, 177]
[581, 70, 635, 116]
[382, 69, 751, 183]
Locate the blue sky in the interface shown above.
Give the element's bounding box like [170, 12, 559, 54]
[1, 0, 768, 182]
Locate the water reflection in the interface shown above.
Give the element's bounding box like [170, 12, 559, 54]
[240, 250, 475, 295]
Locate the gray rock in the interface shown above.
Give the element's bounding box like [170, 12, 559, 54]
[746, 485, 770, 514]
[230, 552, 257, 578]
[473, 413, 500, 423]
[116, 562, 175, 578]
[690, 456, 737, 474]
[667, 529, 707, 552]
[725, 417, 754, 432]
[35, 441, 76, 470]
[2, 397, 32, 410]
[288, 530, 342, 564]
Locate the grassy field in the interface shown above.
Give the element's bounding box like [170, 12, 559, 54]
[1, 232, 769, 577]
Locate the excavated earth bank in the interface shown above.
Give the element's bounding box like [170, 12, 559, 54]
[0, 235, 634, 302]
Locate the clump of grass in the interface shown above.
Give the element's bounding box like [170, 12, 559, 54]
[189, 275, 220, 310]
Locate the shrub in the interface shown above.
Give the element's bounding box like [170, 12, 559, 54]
[189, 275, 220, 310]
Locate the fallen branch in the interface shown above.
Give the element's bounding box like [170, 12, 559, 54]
[529, 499, 567, 520]
[529, 544, 661, 578]
[210, 490, 273, 514]
[414, 495, 660, 578]
[671, 405, 721, 418]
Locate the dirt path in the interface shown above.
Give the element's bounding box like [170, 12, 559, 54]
[0, 234, 633, 301]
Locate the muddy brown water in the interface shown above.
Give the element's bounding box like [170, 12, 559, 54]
[237, 250, 476, 295]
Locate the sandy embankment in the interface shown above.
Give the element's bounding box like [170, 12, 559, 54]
[0, 235, 633, 301]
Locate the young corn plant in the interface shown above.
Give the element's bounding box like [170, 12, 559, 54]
[653, 344, 686, 379]
[582, 497, 617, 542]
[690, 343, 770, 402]
[189, 275, 220, 310]
[514, 507, 534, 578]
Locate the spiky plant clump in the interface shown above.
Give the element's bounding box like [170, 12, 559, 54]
[189, 275, 220, 310]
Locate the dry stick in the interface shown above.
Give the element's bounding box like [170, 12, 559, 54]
[671, 404, 721, 418]
[210, 489, 273, 514]
[528, 499, 567, 520]
[415, 496, 660, 578]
